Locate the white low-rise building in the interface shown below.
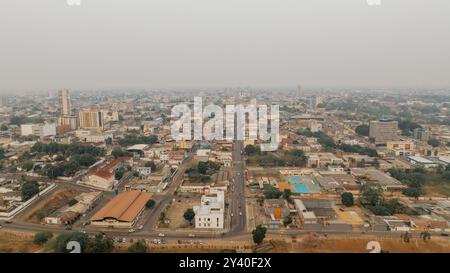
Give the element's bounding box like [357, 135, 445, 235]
[193, 190, 225, 229]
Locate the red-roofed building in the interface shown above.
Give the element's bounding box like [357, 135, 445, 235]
[85, 157, 130, 190]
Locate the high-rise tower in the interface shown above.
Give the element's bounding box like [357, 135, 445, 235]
[57, 89, 77, 130]
[59, 89, 72, 116]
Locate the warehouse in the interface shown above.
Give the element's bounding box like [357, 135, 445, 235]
[90, 191, 152, 228]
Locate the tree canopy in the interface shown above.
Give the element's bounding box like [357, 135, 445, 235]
[252, 225, 267, 244]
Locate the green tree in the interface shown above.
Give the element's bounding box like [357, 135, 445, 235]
[428, 138, 440, 147]
[21, 160, 34, 171]
[341, 192, 354, 207]
[263, 185, 282, 199]
[128, 239, 149, 253]
[145, 199, 156, 209]
[283, 215, 293, 227]
[144, 161, 157, 171]
[282, 189, 292, 200]
[53, 232, 90, 253]
[85, 233, 114, 253]
[197, 161, 209, 174]
[0, 124, 8, 131]
[71, 153, 96, 167]
[252, 225, 267, 244]
[360, 183, 383, 206]
[245, 145, 260, 156]
[21, 181, 40, 201]
[183, 208, 195, 223]
[36, 211, 46, 220]
[402, 187, 424, 198]
[115, 167, 125, 180]
[33, 231, 53, 245]
[355, 124, 369, 136]
[111, 146, 131, 158]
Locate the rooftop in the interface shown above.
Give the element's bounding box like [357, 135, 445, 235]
[91, 191, 152, 223]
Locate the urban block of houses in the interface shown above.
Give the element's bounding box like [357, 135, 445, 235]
[307, 153, 343, 168]
[125, 164, 172, 193]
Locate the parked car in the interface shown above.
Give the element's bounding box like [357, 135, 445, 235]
[3, 220, 13, 224]
[138, 225, 144, 230]
[158, 233, 165, 237]
[65, 225, 72, 230]
[128, 229, 135, 233]
[188, 234, 196, 238]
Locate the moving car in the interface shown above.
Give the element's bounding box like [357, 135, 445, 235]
[188, 234, 196, 238]
[158, 233, 165, 237]
[128, 229, 135, 233]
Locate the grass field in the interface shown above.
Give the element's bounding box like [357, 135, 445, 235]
[0, 230, 41, 253]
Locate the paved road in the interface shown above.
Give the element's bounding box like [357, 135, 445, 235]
[138, 155, 193, 233]
[229, 140, 246, 234]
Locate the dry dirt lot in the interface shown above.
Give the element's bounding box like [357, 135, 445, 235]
[0, 230, 41, 253]
[162, 197, 200, 229]
[24, 188, 81, 223]
[333, 205, 366, 225]
[268, 236, 450, 253]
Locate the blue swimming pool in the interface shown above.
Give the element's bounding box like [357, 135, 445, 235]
[289, 177, 302, 183]
[294, 184, 309, 193]
[284, 175, 321, 194]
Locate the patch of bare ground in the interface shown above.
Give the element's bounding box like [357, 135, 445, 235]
[24, 189, 81, 223]
[0, 230, 41, 253]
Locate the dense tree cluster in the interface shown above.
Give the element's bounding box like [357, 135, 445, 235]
[355, 124, 369, 136]
[53, 232, 114, 253]
[128, 240, 149, 253]
[397, 119, 422, 136]
[185, 161, 220, 182]
[263, 185, 282, 199]
[252, 225, 267, 244]
[111, 146, 132, 158]
[118, 134, 158, 146]
[341, 192, 354, 206]
[360, 183, 416, 216]
[31, 142, 104, 157]
[33, 231, 53, 245]
[338, 144, 378, 157]
[21, 181, 40, 201]
[245, 145, 307, 167]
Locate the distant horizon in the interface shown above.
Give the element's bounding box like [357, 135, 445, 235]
[1, 1, 450, 92]
[1, 84, 450, 95]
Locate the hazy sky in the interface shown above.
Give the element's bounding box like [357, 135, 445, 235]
[1, 0, 449, 91]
